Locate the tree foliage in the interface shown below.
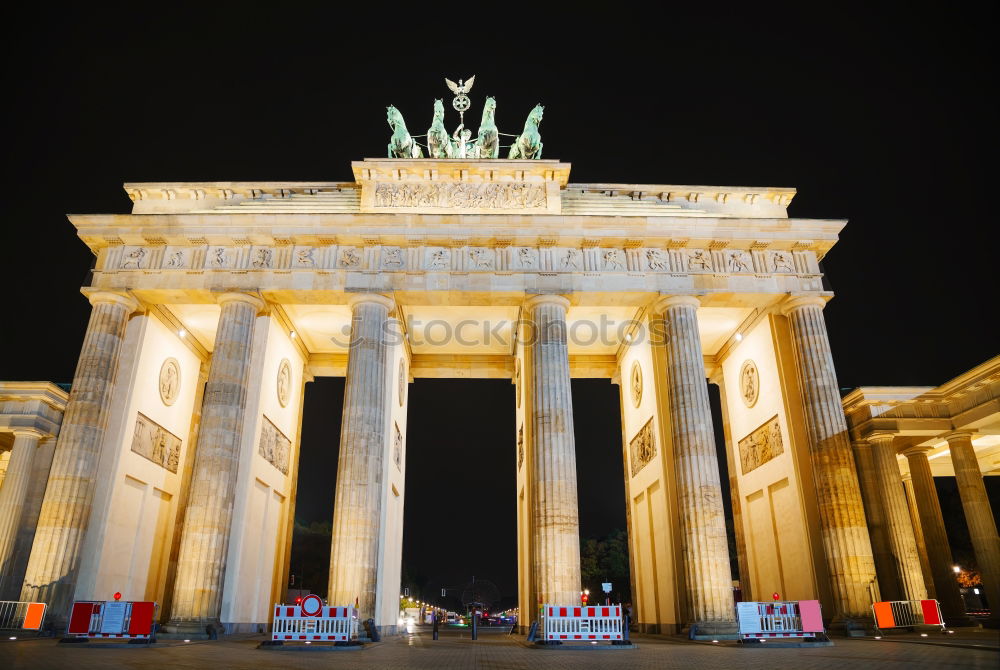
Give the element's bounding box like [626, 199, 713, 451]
[580, 528, 631, 604]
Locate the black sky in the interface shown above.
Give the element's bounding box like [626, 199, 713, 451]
[1, 6, 995, 604]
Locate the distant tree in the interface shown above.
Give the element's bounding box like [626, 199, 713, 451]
[580, 529, 631, 604]
[956, 568, 982, 588]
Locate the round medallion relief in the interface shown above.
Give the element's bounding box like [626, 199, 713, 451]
[158, 358, 180, 406]
[277, 358, 292, 408]
[398, 359, 407, 406]
[740, 359, 759, 408]
[630, 361, 643, 408]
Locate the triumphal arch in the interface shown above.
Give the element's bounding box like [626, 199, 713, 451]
[4, 91, 885, 636]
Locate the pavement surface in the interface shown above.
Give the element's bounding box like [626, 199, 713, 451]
[1, 624, 997, 669]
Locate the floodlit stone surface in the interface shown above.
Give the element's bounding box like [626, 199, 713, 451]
[783, 296, 876, 620]
[328, 294, 395, 621]
[166, 292, 264, 632]
[19, 292, 137, 624]
[525, 295, 582, 607]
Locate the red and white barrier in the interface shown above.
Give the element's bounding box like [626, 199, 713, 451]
[270, 594, 358, 642]
[66, 600, 157, 640]
[872, 600, 945, 632]
[542, 604, 623, 641]
[0, 601, 46, 631]
[736, 600, 825, 639]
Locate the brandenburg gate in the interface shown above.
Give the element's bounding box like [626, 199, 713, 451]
[0, 90, 898, 637]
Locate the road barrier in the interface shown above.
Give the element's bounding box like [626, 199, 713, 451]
[872, 599, 945, 633]
[736, 600, 826, 639]
[270, 594, 359, 642]
[0, 601, 46, 631]
[66, 600, 157, 640]
[542, 604, 624, 641]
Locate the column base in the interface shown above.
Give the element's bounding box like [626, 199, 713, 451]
[829, 616, 874, 636]
[161, 619, 225, 639]
[687, 620, 739, 640]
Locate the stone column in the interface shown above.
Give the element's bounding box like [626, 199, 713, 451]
[655, 296, 734, 631]
[328, 293, 394, 620]
[903, 447, 967, 621]
[166, 292, 264, 633]
[901, 475, 935, 599]
[0, 428, 44, 598]
[524, 295, 582, 607]
[868, 433, 927, 601]
[19, 291, 138, 623]
[946, 432, 1000, 625]
[851, 439, 900, 601]
[782, 296, 876, 621]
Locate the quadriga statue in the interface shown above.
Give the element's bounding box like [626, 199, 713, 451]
[426, 99, 452, 159]
[508, 104, 544, 160]
[387, 105, 423, 158]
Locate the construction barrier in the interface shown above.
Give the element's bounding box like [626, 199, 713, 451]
[736, 600, 826, 639]
[66, 600, 157, 640]
[271, 594, 359, 642]
[872, 600, 945, 632]
[0, 601, 46, 631]
[542, 604, 624, 641]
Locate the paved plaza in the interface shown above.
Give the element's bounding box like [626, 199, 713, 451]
[2, 627, 998, 669]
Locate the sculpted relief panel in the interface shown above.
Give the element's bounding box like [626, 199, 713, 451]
[258, 416, 291, 475]
[738, 415, 784, 475]
[372, 182, 547, 210]
[108, 243, 816, 277]
[629, 418, 656, 477]
[131, 412, 181, 473]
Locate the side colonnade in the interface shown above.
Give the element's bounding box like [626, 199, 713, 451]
[6, 286, 995, 635]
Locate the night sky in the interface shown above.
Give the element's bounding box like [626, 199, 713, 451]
[1, 7, 995, 605]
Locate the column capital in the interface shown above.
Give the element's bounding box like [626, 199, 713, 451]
[86, 290, 139, 313]
[653, 295, 700, 313]
[10, 427, 45, 440]
[523, 294, 570, 311]
[943, 430, 975, 443]
[347, 292, 395, 311]
[866, 431, 897, 446]
[217, 291, 266, 313]
[901, 444, 934, 458]
[780, 294, 827, 315]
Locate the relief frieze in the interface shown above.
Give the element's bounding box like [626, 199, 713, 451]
[131, 412, 181, 473]
[629, 418, 657, 477]
[372, 181, 546, 210]
[258, 415, 291, 475]
[738, 415, 784, 475]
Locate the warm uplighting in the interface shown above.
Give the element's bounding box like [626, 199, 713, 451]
[178, 328, 186, 338]
[184, 639, 191, 643]
[735, 333, 743, 342]
[290, 330, 297, 339]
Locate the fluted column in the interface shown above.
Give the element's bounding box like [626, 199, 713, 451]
[901, 475, 935, 599]
[656, 296, 734, 630]
[946, 432, 1000, 625]
[851, 439, 900, 600]
[0, 429, 44, 598]
[20, 291, 137, 623]
[328, 293, 394, 620]
[903, 447, 966, 621]
[166, 292, 263, 632]
[868, 433, 926, 601]
[782, 296, 875, 620]
[524, 295, 582, 606]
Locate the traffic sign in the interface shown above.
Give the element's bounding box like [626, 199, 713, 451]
[601, 583, 612, 593]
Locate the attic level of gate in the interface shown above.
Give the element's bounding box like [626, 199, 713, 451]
[122, 158, 796, 219]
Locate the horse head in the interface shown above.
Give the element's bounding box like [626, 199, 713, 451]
[529, 104, 544, 126]
[432, 99, 445, 122]
[387, 105, 404, 130]
[481, 96, 497, 122]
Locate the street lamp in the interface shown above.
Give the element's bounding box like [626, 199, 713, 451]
[953, 565, 961, 574]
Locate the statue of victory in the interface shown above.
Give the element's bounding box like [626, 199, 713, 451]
[386, 105, 423, 158]
[508, 104, 544, 159]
